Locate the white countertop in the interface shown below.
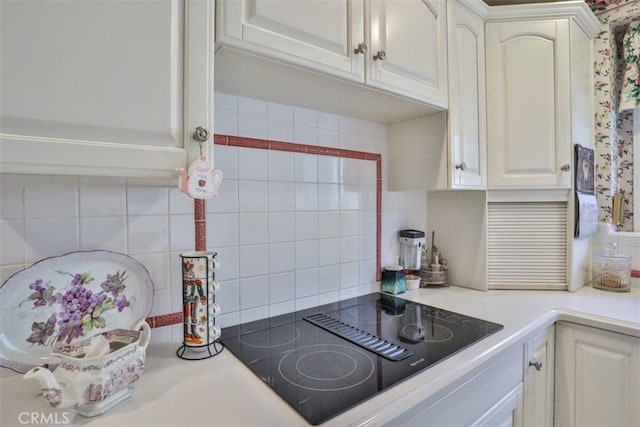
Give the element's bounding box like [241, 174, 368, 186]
[1, 286, 639, 427]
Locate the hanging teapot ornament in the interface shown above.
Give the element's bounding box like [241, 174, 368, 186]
[176, 156, 223, 199]
[176, 132, 223, 199]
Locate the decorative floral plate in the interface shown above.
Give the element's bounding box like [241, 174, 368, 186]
[0, 250, 154, 373]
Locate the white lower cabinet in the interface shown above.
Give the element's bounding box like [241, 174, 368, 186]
[555, 322, 640, 426]
[523, 326, 555, 426]
[390, 346, 523, 426]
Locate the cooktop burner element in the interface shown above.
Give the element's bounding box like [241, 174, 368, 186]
[279, 343, 375, 392]
[238, 324, 300, 348]
[221, 293, 503, 425]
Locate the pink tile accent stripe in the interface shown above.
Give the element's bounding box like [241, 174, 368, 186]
[215, 134, 382, 162]
[150, 134, 384, 329]
[194, 199, 206, 251]
[146, 312, 183, 328]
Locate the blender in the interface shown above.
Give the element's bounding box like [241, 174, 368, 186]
[398, 229, 426, 270]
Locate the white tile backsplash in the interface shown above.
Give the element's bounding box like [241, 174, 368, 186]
[238, 116, 268, 139]
[268, 212, 295, 242]
[238, 148, 268, 181]
[340, 262, 359, 289]
[1, 177, 24, 219]
[239, 244, 268, 278]
[239, 96, 267, 119]
[80, 185, 126, 216]
[318, 183, 340, 211]
[268, 120, 294, 143]
[295, 211, 318, 240]
[318, 264, 340, 293]
[207, 179, 238, 213]
[127, 215, 169, 254]
[239, 180, 268, 212]
[295, 240, 318, 269]
[294, 153, 318, 183]
[214, 145, 238, 179]
[268, 150, 294, 181]
[169, 187, 194, 215]
[214, 92, 238, 114]
[295, 268, 318, 298]
[25, 182, 78, 218]
[267, 102, 294, 123]
[269, 271, 295, 303]
[240, 275, 269, 309]
[268, 242, 295, 274]
[126, 187, 168, 216]
[0, 92, 428, 345]
[168, 214, 195, 251]
[318, 212, 340, 239]
[294, 123, 318, 145]
[25, 217, 79, 262]
[268, 181, 294, 212]
[238, 213, 268, 245]
[295, 182, 318, 211]
[1, 219, 24, 265]
[318, 128, 340, 148]
[80, 216, 127, 252]
[318, 238, 340, 266]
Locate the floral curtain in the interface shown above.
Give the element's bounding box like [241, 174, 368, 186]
[619, 19, 640, 111]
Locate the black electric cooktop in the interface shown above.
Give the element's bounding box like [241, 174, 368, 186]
[220, 293, 503, 425]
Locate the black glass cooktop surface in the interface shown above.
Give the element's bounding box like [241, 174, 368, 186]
[220, 293, 503, 425]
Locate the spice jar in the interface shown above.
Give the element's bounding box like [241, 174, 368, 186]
[592, 243, 631, 292]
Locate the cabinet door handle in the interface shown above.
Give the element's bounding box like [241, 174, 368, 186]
[455, 162, 467, 171]
[373, 49, 387, 61]
[354, 42, 368, 55]
[560, 164, 571, 172]
[529, 360, 543, 371]
[193, 126, 210, 143]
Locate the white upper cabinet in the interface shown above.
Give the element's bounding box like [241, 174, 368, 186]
[447, 0, 487, 189]
[486, 19, 572, 189]
[0, 0, 214, 177]
[216, 0, 364, 82]
[484, 3, 600, 190]
[216, 0, 447, 108]
[367, 0, 447, 107]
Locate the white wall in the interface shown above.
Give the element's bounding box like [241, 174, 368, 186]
[0, 92, 427, 345]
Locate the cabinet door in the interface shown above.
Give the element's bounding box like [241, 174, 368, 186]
[217, 0, 364, 82]
[555, 323, 640, 426]
[472, 384, 523, 427]
[447, 1, 486, 189]
[368, 0, 447, 107]
[523, 327, 554, 427]
[0, 0, 213, 177]
[485, 20, 571, 189]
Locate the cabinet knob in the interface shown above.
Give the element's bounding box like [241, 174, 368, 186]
[529, 360, 543, 371]
[354, 42, 368, 55]
[455, 162, 467, 171]
[560, 164, 571, 172]
[193, 126, 210, 143]
[373, 49, 387, 61]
